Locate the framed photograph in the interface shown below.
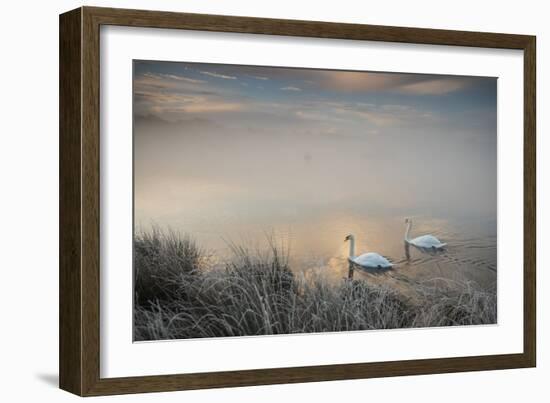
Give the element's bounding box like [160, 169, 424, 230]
[59, 6, 536, 396]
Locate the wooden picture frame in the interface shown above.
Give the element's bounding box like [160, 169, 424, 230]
[59, 6, 536, 396]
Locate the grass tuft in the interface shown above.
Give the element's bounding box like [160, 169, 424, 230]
[134, 229, 496, 341]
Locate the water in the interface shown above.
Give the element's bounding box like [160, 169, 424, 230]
[133, 124, 497, 293]
[149, 211, 497, 293]
[133, 124, 497, 294]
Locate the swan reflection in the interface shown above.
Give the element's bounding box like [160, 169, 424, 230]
[405, 241, 446, 260]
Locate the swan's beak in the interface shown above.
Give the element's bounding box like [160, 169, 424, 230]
[344, 235, 350, 241]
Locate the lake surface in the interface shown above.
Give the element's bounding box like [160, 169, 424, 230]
[140, 211, 497, 294]
[133, 123, 497, 294]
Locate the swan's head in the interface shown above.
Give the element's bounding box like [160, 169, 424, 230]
[344, 234, 353, 242]
[405, 218, 411, 224]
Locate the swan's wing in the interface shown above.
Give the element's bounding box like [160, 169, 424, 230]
[411, 235, 445, 248]
[412, 235, 438, 243]
[353, 253, 392, 268]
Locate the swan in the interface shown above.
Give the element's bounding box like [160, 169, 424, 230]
[344, 234, 393, 270]
[404, 218, 447, 249]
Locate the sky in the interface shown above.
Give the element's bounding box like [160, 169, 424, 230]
[133, 60, 497, 257]
[134, 60, 496, 134]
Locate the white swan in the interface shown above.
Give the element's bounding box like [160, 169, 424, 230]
[404, 218, 447, 249]
[344, 234, 392, 269]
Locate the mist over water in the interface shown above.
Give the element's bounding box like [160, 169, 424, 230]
[133, 61, 497, 291]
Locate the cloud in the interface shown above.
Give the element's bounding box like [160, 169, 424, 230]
[251, 75, 269, 80]
[149, 100, 243, 115]
[264, 97, 434, 134]
[397, 78, 467, 95]
[317, 71, 399, 92]
[280, 86, 302, 92]
[134, 69, 246, 121]
[200, 71, 237, 80]
[142, 72, 205, 84]
[135, 89, 243, 116]
[134, 63, 456, 130]
[292, 100, 433, 128]
[160, 74, 205, 84]
[315, 71, 470, 95]
[181, 102, 243, 113]
[135, 73, 208, 94]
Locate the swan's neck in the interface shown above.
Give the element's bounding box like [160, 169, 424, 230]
[348, 236, 355, 258]
[405, 222, 412, 242]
